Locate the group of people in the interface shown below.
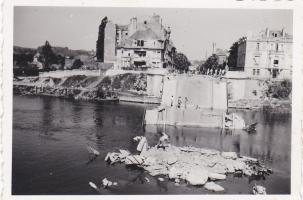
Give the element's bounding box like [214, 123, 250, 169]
[170, 95, 189, 109]
[202, 68, 226, 77]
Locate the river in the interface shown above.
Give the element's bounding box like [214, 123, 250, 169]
[12, 95, 291, 195]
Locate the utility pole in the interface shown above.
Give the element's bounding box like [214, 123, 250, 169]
[212, 42, 216, 54]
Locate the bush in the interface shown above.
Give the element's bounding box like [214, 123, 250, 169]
[267, 80, 292, 99]
[14, 66, 39, 76]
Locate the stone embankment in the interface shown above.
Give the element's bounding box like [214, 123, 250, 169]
[13, 73, 160, 103]
[104, 136, 271, 193]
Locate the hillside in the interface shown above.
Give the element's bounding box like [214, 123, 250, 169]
[14, 45, 94, 57]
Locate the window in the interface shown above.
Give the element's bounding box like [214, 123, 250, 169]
[256, 43, 260, 50]
[144, 20, 147, 24]
[275, 33, 277, 37]
[253, 69, 256, 75]
[276, 43, 279, 51]
[256, 69, 260, 75]
[137, 40, 144, 47]
[125, 33, 128, 36]
[128, 53, 130, 56]
[253, 56, 260, 65]
[274, 60, 279, 65]
[134, 51, 146, 57]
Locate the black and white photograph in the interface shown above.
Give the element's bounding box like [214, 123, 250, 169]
[1, 0, 303, 199]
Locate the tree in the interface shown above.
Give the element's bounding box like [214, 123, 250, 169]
[56, 54, 65, 70]
[39, 41, 57, 71]
[71, 59, 83, 69]
[199, 54, 219, 73]
[96, 17, 108, 62]
[173, 52, 191, 72]
[227, 37, 246, 70]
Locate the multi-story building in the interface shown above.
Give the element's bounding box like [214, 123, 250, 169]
[236, 28, 292, 79]
[97, 14, 176, 70]
[215, 48, 229, 65]
[115, 14, 175, 70]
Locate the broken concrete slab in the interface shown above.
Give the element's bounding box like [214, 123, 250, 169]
[136, 137, 148, 152]
[204, 182, 224, 192]
[253, 185, 267, 195]
[185, 167, 208, 185]
[208, 172, 226, 180]
[105, 136, 272, 190]
[102, 178, 118, 188]
[221, 152, 237, 160]
[125, 155, 144, 165]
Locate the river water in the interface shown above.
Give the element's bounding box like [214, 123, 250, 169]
[12, 95, 291, 195]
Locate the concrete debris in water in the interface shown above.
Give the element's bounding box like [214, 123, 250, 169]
[104, 136, 273, 191]
[125, 155, 145, 165]
[87, 146, 100, 156]
[204, 182, 224, 192]
[253, 185, 267, 195]
[185, 167, 208, 185]
[224, 113, 246, 129]
[102, 178, 118, 188]
[221, 152, 237, 160]
[105, 149, 130, 164]
[136, 137, 148, 152]
[89, 181, 98, 191]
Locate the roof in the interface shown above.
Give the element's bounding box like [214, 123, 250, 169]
[129, 28, 162, 41]
[116, 24, 128, 31]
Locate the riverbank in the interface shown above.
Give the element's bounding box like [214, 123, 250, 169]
[228, 98, 291, 113]
[13, 74, 160, 104]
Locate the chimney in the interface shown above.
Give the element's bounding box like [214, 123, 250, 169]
[282, 28, 286, 37]
[129, 17, 137, 36]
[265, 28, 270, 37]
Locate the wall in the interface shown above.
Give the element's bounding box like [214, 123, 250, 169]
[240, 30, 292, 80]
[145, 107, 224, 128]
[39, 70, 101, 78]
[226, 78, 268, 101]
[161, 75, 227, 110]
[116, 48, 163, 68]
[146, 74, 163, 97]
[237, 41, 246, 69]
[104, 21, 117, 63]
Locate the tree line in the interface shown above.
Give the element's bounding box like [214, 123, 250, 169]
[172, 36, 246, 74]
[14, 41, 85, 76]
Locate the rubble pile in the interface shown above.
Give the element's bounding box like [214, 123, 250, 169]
[105, 136, 272, 192]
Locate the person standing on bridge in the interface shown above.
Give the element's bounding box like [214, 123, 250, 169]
[184, 97, 188, 109]
[177, 97, 182, 108]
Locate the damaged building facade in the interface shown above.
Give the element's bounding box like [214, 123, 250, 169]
[236, 28, 292, 79]
[96, 14, 176, 70]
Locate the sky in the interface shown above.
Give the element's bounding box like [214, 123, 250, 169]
[14, 7, 292, 61]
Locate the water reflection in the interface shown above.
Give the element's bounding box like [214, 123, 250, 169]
[13, 95, 291, 194]
[144, 113, 290, 173]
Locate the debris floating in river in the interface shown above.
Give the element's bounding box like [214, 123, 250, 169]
[204, 182, 225, 192]
[253, 184, 267, 195]
[104, 136, 273, 192]
[102, 178, 118, 188]
[87, 146, 100, 156]
[89, 181, 98, 190]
